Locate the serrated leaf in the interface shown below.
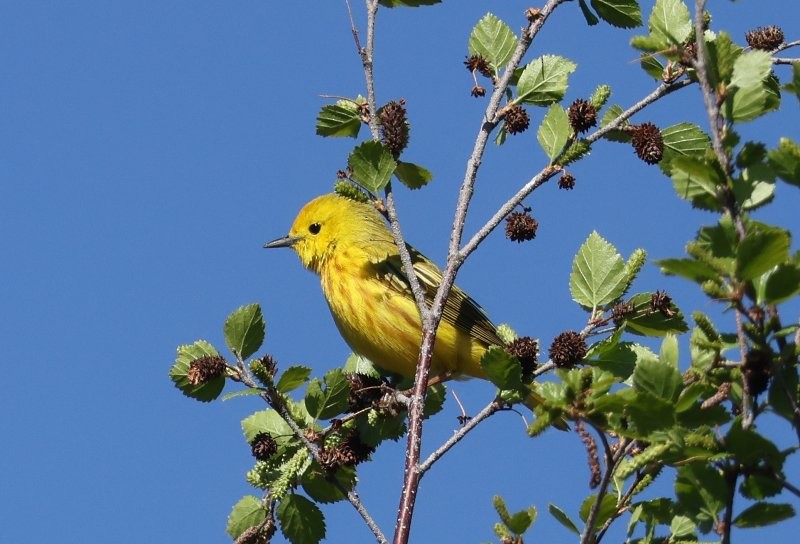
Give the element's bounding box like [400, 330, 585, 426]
[301, 462, 356, 504]
[764, 263, 800, 304]
[276, 366, 313, 394]
[305, 369, 350, 420]
[423, 383, 446, 418]
[639, 53, 664, 80]
[578, 0, 600, 26]
[730, 50, 773, 89]
[591, 0, 642, 29]
[633, 351, 682, 401]
[655, 258, 718, 282]
[517, 55, 577, 106]
[222, 388, 263, 401]
[224, 304, 265, 360]
[670, 156, 724, 211]
[242, 409, 293, 443]
[649, 0, 692, 45]
[734, 163, 776, 210]
[675, 463, 727, 531]
[343, 353, 382, 379]
[169, 340, 226, 402]
[506, 507, 537, 535]
[659, 123, 711, 176]
[394, 161, 432, 189]
[570, 231, 627, 310]
[724, 75, 781, 123]
[670, 515, 696, 538]
[579, 494, 617, 525]
[468, 13, 517, 70]
[226, 495, 267, 539]
[624, 292, 688, 336]
[277, 494, 326, 544]
[736, 226, 790, 280]
[548, 503, 580, 535]
[537, 104, 570, 161]
[347, 140, 397, 192]
[480, 346, 522, 390]
[599, 104, 631, 142]
[315, 102, 362, 138]
[733, 502, 795, 528]
[768, 137, 800, 186]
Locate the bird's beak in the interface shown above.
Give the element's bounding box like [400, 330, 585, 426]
[263, 235, 302, 249]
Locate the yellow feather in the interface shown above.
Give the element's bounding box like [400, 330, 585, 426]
[268, 193, 501, 379]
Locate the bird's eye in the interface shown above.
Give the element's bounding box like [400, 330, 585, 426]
[308, 223, 322, 235]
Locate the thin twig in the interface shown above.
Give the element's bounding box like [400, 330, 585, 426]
[773, 57, 800, 65]
[236, 361, 388, 544]
[773, 39, 800, 54]
[721, 467, 738, 544]
[692, 0, 730, 176]
[461, 78, 692, 259]
[579, 438, 632, 544]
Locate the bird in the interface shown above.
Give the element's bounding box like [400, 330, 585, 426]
[263, 193, 506, 382]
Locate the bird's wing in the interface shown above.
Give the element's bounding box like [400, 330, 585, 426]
[375, 245, 503, 348]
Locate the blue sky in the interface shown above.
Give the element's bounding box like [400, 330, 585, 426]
[2, 1, 799, 542]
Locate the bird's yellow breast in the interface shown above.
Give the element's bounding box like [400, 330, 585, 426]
[320, 249, 488, 379]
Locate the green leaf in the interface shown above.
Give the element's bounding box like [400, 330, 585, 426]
[659, 123, 711, 176]
[725, 421, 783, 467]
[357, 409, 406, 446]
[224, 303, 265, 360]
[579, 493, 618, 526]
[276, 366, 313, 394]
[517, 55, 577, 106]
[639, 53, 664, 80]
[242, 409, 293, 443]
[480, 346, 522, 390]
[315, 101, 362, 138]
[764, 262, 800, 304]
[655, 258, 718, 282]
[599, 104, 630, 142]
[468, 13, 517, 70]
[740, 473, 784, 500]
[301, 462, 356, 504]
[768, 137, 800, 186]
[724, 75, 781, 123]
[649, 0, 691, 45]
[347, 140, 397, 192]
[570, 231, 627, 311]
[226, 495, 267, 539]
[577, 0, 600, 26]
[633, 351, 682, 401]
[305, 369, 350, 420]
[169, 340, 226, 402]
[222, 388, 263, 401]
[343, 353, 382, 379]
[705, 32, 741, 88]
[730, 50, 773, 89]
[423, 383, 446, 418]
[548, 503, 580, 535]
[734, 163, 776, 210]
[394, 161, 433, 189]
[624, 292, 688, 336]
[537, 104, 570, 161]
[736, 226, 790, 280]
[379, 0, 441, 6]
[506, 507, 537, 535]
[670, 156, 724, 211]
[675, 463, 727, 532]
[670, 515, 696, 538]
[733, 502, 795, 528]
[277, 494, 326, 544]
[591, 0, 642, 29]
[626, 391, 676, 435]
[659, 334, 679, 368]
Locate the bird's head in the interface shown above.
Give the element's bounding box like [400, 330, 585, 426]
[264, 194, 380, 273]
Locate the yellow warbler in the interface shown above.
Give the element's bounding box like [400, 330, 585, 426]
[264, 193, 503, 380]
